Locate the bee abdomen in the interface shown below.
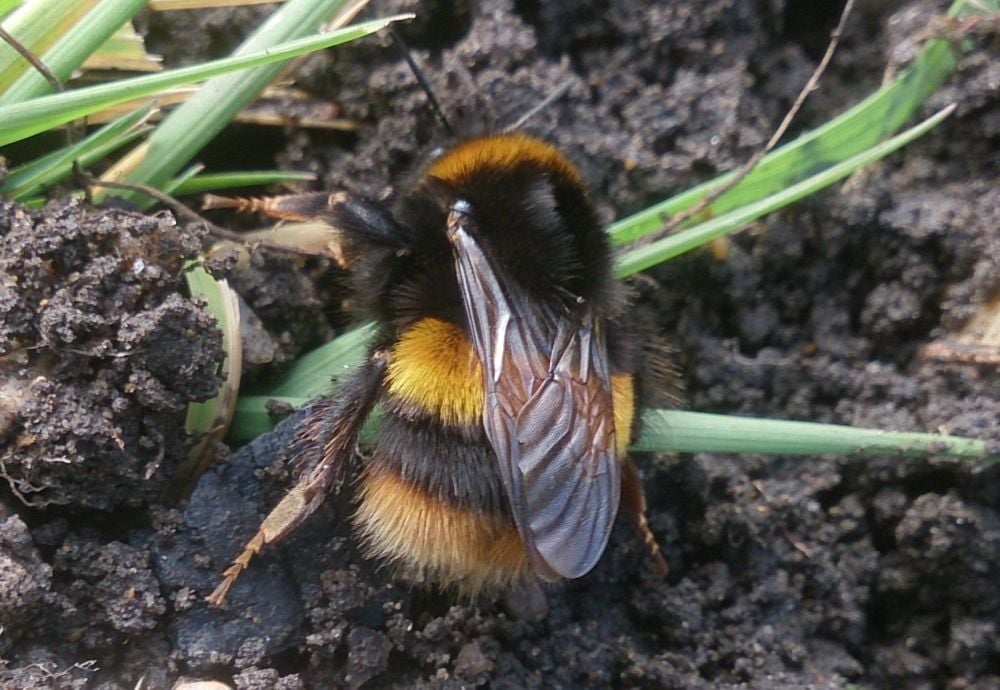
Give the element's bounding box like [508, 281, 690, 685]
[355, 468, 528, 594]
[366, 416, 507, 513]
[355, 315, 640, 594]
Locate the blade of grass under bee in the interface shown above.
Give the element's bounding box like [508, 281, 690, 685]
[100, 0, 374, 205]
[179, 265, 243, 492]
[229, 321, 374, 444]
[0, 15, 408, 147]
[265, 322, 376, 399]
[0, 104, 152, 199]
[634, 410, 996, 461]
[170, 170, 316, 196]
[228, 0, 991, 452]
[228, 107, 958, 441]
[613, 104, 955, 277]
[0, 0, 98, 90]
[607, 0, 997, 247]
[0, 0, 150, 104]
[229, 396, 995, 462]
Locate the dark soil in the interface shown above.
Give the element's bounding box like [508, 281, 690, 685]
[2, 0, 998, 688]
[0, 200, 223, 510]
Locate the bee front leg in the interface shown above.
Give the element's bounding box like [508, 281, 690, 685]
[206, 349, 389, 608]
[203, 191, 409, 269]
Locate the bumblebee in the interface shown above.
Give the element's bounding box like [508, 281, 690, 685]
[206, 133, 671, 611]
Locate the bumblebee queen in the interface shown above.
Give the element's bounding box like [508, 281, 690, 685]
[208, 133, 670, 611]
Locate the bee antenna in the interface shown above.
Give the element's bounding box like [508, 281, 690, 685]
[503, 81, 573, 133]
[390, 27, 454, 137]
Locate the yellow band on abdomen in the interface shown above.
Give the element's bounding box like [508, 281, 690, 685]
[387, 317, 485, 427]
[387, 317, 636, 452]
[611, 373, 635, 456]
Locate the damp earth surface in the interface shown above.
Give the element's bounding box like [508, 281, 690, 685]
[1, 0, 998, 688]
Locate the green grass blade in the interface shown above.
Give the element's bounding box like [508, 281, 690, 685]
[264, 322, 376, 398]
[171, 170, 316, 196]
[0, 0, 96, 90]
[0, 104, 151, 198]
[607, 0, 996, 247]
[635, 410, 996, 461]
[181, 264, 243, 489]
[229, 398, 995, 462]
[0, 15, 408, 147]
[0, 0, 149, 104]
[0, 0, 25, 19]
[106, 0, 366, 204]
[161, 163, 204, 196]
[613, 105, 954, 277]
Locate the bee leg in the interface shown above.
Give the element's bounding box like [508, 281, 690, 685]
[206, 350, 389, 608]
[501, 576, 549, 622]
[204, 191, 408, 270]
[203, 191, 317, 217]
[621, 457, 669, 576]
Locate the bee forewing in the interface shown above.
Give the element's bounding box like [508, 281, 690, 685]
[447, 206, 621, 580]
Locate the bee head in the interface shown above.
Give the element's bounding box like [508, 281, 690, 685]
[413, 133, 615, 307]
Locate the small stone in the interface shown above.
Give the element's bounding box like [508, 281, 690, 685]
[454, 641, 494, 680]
[173, 680, 233, 690]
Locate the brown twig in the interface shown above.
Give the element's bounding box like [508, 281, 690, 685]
[647, 0, 857, 242]
[0, 24, 84, 146]
[0, 25, 63, 93]
[78, 169, 224, 229]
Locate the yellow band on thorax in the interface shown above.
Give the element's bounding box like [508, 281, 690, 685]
[426, 133, 584, 188]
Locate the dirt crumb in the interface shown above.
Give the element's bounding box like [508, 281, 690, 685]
[0, 506, 50, 650]
[0, 199, 223, 509]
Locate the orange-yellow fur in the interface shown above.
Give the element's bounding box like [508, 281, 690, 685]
[356, 470, 529, 593]
[386, 317, 484, 427]
[363, 317, 638, 594]
[387, 317, 635, 442]
[611, 374, 634, 456]
[427, 134, 584, 189]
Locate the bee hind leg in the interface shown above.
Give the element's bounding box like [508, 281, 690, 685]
[205, 350, 389, 608]
[501, 576, 549, 621]
[622, 457, 669, 576]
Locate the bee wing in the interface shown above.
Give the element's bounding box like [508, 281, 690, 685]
[448, 209, 621, 580]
